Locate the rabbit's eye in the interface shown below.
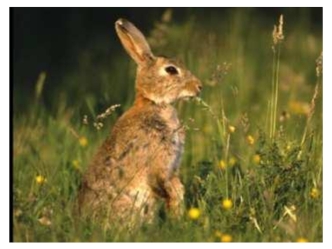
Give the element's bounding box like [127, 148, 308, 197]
[165, 66, 178, 75]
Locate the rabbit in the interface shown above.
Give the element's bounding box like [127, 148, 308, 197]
[78, 18, 202, 227]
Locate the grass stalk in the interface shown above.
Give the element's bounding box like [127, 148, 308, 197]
[270, 48, 276, 139]
[272, 44, 281, 140]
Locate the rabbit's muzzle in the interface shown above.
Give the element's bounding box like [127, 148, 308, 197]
[183, 78, 202, 98]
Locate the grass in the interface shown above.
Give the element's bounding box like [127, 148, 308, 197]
[12, 8, 322, 242]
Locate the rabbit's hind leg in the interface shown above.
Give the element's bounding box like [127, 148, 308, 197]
[126, 184, 157, 223]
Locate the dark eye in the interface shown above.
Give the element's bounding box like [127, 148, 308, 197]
[165, 66, 178, 75]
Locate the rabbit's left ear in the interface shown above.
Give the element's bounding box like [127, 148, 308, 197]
[115, 18, 155, 66]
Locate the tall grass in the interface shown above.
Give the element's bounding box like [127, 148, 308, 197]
[13, 8, 322, 242]
[269, 14, 284, 140]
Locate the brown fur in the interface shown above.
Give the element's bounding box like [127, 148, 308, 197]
[78, 19, 202, 227]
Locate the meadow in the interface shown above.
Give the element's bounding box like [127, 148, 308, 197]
[12, 8, 322, 242]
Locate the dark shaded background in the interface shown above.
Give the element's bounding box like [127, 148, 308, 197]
[12, 7, 322, 112]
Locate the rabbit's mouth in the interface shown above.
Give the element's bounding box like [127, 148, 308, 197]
[181, 97, 193, 103]
[179, 91, 196, 100]
[178, 84, 202, 100]
[180, 95, 197, 101]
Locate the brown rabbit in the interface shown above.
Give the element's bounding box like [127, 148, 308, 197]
[78, 18, 202, 227]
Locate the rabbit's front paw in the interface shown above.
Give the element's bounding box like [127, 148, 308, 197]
[165, 177, 185, 218]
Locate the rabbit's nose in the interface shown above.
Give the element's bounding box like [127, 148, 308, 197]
[195, 81, 203, 95]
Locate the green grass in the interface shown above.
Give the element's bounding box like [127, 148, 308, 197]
[13, 9, 322, 242]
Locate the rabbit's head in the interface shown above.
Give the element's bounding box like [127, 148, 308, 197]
[115, 18, 202, 104]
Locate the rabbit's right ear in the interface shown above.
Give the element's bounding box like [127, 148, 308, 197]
[115, 18, 155, 66]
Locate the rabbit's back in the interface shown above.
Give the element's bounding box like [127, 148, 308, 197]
[78, 100, 185, 222]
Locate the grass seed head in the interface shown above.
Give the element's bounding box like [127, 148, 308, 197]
[316, 52, 323, 77]
[83, 115, 88, 125]
[38, 216, 52, 226]
[272, 14, 285, 47]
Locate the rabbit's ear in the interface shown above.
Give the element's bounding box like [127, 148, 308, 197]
[115, 19, 154, 66]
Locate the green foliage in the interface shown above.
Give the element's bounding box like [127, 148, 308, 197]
[13, 8, 322, 242]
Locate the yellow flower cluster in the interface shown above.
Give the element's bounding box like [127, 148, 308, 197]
[246, 135, 255, 145]
[215, 231, 232, 242]
[310, 187, 320, 199]
[219, 157, 237, 170]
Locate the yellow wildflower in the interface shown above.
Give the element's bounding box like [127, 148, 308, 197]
[79, 136, 88, 147]
[188, 208, 201, 220]
[219, 160, 227, 170]
[246, 135, 255, 145]
[222, 198, 233, 210]
[253, 154, 261, 164]
[288, 100, 310, 115]
[215, 231, 233, 242]
[228, 125, 236, 133]
[72, 159, 81, 170]
[221, 234, 232, 242]
[310, 187, 320, 199]
[296, 237, 308, 243]
[35, 175, 47, 184]
[228, 157, 236, 167]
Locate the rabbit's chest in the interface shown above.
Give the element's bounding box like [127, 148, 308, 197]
[144, 113, 184, 146]
[168, 126, 185, 171]
[159, 107, 185, 171]
[157, 106, 184, 141]
[140, 106, 185, 171]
